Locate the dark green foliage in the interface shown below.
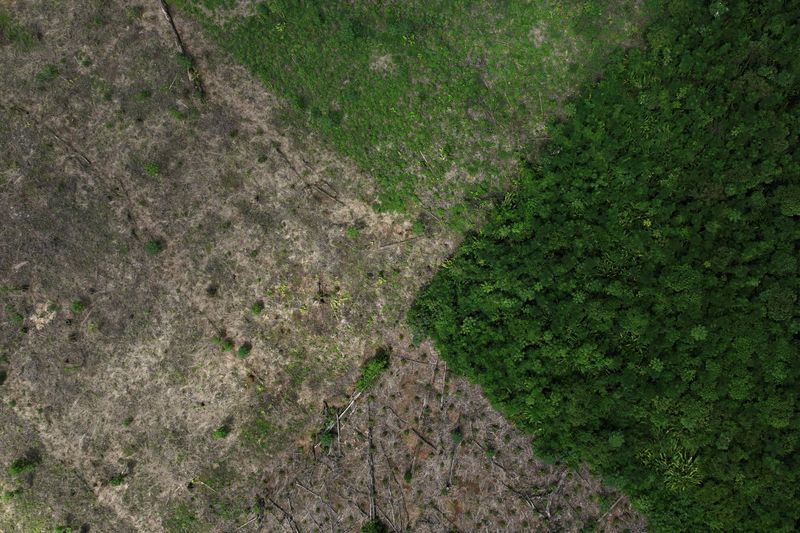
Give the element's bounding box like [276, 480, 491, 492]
[450, 428, 463, 445]
[144, 239, 163, 255]
[109, 473, 127, 486]
[410, 2, 800, 531]
[211, 335, 233, 352]
[361, 519, 389, 533]
[7, 454, 40, 476]
[250, 301, 264, 315]
[236, 342, 252, 358]
[319, 430, 334, 449]
[355, 347, 390, 392]
[69, 300, 85, 313]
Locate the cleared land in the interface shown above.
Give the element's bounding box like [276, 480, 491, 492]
[2, 1, 646, 531]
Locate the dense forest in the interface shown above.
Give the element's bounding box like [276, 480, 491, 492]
[410, 1, 800, 530]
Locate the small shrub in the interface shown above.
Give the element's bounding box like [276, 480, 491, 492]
[212, 335, 234, 352]
[212, 425, 230, 439]
[250, 301, 264, 315]
[451, 428, 464, 445]
[345, 226, 359, 239]
[8, 454, 39, 476]
[361, 519, 389, 533]
[70, 300, 85, 313]
[122, 416, 134, 426]
[403, 468, 412, 482]
[355, 347, 390, 392]
[319, 430, 334, 449]
[237, 343, 252, 358]
[143, 162, 161, 177]
[109, 473, 127, 486]
[144, 240, 163, 255]
[485, 446, 496, 459]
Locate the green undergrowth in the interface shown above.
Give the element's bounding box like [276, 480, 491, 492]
[173, 0, 649, 224]
[410, 1, 799, 531]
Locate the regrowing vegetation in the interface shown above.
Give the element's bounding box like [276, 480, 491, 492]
[175, 0, 647, 223]
[410, 1, 800, 530]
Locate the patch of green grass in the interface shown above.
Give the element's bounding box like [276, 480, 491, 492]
[4, 304, 24, 324]
[451, 428, 463, 445]
[143, 162, 161, 177]
[355, 347, 390, 392]
[361, 519, 390, 533]
[212, 425, 230, 439]
[144, 239, 164, 255]
[175, 0, 648, 220]
[109, 472, 127, 486]
[134, 88, 151, 100]
[345, 226, 359, 239]
[69, 300, 85, 313]
[176, 52, 194, 69]
[0, 9, 35, 47]
[163, 503, 199, 533]
[34, 64, 59, 83]
[250, 301, 264, 315]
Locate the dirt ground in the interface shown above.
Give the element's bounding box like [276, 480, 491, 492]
[0, 1, 645, 531]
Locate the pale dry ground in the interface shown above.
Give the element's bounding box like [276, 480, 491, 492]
[0, 1, 644, 531]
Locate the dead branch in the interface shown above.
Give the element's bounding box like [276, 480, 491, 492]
[157, 0, 204, 99]
[266, 495, 301, 533]
[367, 401, 377, 521]
[597, 495, 624, 525]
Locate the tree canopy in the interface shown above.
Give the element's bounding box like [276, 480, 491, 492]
[410, 1, 800, 530]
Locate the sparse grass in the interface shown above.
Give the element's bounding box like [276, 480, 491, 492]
[34, 64, 59, 83]
[144, 239, 164, 255]
[176, 52, 194, 69]
[163, 503, 199, 533]
[4, 304, 23, 324]
[0, 9, 35, 47]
